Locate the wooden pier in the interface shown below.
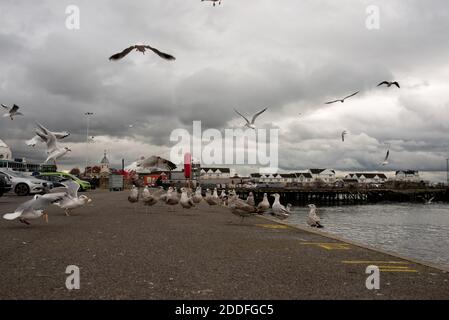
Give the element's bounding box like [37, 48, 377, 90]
[234, 187, 449, 206]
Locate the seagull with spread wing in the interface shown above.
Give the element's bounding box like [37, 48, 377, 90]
[26, 122, 70, 147]
[35, 123, 71, 164]
[2, 104, 23, 120]
[381, 144, 391, 166]
[136, 156, 177, 172]
[325, 91, 359, 105]
[377, 81, 400, 88]
[109, 44, 176, 61]
[52, 180, 92, 216]
[201, 0, 222, 6]
[234, 107, 267, 129]
[341, 130, 348, 142]
[2, 193, 65, 225]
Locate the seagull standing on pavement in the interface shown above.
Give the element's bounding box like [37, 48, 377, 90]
[271, 193, 291, 220]
[307, 204, 323, 228]
[180, 187, 195, 209]
[234, 107, 268, 129]
[257, 193, 270, 213]
[2, 104, 23, 120]
[192, 187, 203, 204]
[246, 192, 255, 206]
[53, 180, 92, 216]
[2, 193, 65, 225]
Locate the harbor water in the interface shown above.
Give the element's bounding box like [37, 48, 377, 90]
[288, 203, 449, 269]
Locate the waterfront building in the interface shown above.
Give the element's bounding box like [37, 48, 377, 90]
[309, 169, 336, 183]
[395, 170, 420, 182]
[199, 167, 231, 179]
[345, 173, 388, 184]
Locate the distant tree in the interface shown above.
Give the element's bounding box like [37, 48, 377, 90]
[69, 168, 81, 176]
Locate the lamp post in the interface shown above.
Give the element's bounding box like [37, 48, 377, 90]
[85, 112, 94, 176]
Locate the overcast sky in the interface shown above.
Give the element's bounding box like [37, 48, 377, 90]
[1, 0, 448, 176]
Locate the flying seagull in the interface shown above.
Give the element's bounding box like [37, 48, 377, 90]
[35, 124, 71, 164]
[201, 0, 221, 6]
[234, 107, 267, 129]
[325, 91, 359, 104]
[26, 122, 70, 147]
[136, 156, 177, 172]
[341, 130, 348, 142]
[377, 81, 400, 88]
[381, 145, 390, 166]
[2, 104, 23, 120]
[109, 45, 176, 61]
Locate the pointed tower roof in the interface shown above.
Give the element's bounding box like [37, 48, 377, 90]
[100, 150, 109, 164]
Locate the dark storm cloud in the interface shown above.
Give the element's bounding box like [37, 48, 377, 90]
[0, 0, 448, 172]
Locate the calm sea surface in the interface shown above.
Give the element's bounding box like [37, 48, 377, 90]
[287, 203, 449, 269]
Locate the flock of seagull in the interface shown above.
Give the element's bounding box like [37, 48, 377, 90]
[0, 0, 403, 229]
[128, 185, 323, 228]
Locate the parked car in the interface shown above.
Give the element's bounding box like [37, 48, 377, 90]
[34, 174, 66, 188]
[0, 172, 13, 197]
[0, 169, 52, 196]
[37, 172, 91, 191]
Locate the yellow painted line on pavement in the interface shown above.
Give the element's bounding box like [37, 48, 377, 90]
[378, 269, 419, 273]
[342, 261, 410, 265]
[341, 261, 418, 273]
[300, 242, 351, 250]
[255, 224, 290, 230]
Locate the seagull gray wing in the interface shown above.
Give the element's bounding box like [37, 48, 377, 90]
[143, 156, 176, 171]
[109, 45, 136, 61]
[384, 149, 390, 162]
[45, 131, 59, 154]
[26, 135, 43, 146]
[35, 130, 49, 143]
[250, 107, 267, 124]
[343, 91, 359, 100]
[392, 82, 400, 88]
[377, 81, 389, 87]
[1, 104, 9, 109]
[10, 104, 20, 113]
[325, 100, 340, 105]
[33, 193, 66, 209]
[36, 122, 51, 136]
[234, 108, 250, 124]
[145, 46, 176, 61]
[61, 180, 80, 198]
